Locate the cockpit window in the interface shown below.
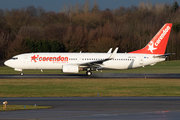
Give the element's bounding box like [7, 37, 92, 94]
[11, 57, 18, 60]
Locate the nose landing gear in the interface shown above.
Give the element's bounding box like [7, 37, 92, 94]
[20, 72, 24, 76]
[20, 70, 24, 76]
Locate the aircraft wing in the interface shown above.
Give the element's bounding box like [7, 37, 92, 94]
[79, 47, 118, 68]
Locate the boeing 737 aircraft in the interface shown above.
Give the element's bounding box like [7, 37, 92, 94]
[4, 23, 172, 76]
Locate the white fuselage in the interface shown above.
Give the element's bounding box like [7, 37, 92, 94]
[4, 52, 165, 71]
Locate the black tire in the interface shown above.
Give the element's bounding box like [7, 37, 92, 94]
[86, 71, 92, 76]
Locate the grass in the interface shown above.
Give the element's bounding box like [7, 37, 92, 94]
[0, 78, 180, 97]
[0, 105, 53, 111]
[1, 61, 179, 111]
[1, 60, 180, 74]
[0, 60, 180, 97]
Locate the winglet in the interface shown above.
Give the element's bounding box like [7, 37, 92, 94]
[107, 48, 112, 53]
[109, 47, 118, 59]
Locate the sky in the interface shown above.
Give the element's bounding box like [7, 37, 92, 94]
[0, 0, 178, 12]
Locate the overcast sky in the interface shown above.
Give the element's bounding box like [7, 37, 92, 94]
[0, 0, 177, 12]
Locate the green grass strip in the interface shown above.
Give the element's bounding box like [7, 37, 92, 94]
[0, 105, 53, 111]
[0, 78, 180, 97]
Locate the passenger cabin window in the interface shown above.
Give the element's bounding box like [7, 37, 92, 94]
[69, 58, 77, 60]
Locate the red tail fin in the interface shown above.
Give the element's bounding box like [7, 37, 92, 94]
[130, 23, 172, 55]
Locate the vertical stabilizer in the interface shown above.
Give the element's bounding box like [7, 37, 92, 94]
[130, 23, 172, 55]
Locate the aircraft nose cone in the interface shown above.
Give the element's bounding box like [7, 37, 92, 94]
[4, 60, 11, 67]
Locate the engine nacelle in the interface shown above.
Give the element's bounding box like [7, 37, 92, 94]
[62, 64, 79, 73]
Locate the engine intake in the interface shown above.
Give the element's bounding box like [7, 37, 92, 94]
[62, 64, 79, 73]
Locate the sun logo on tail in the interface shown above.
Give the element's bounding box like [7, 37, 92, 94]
[148, 41, 157, 53]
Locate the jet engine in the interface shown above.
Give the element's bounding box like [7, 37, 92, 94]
[62, 64, 79, 73]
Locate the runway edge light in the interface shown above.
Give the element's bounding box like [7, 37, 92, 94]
[3, 101, 8, 109]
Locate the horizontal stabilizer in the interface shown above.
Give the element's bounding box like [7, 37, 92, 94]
[153, 53, 175, 58]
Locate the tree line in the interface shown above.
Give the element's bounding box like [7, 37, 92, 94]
[0, 0, 180, 61]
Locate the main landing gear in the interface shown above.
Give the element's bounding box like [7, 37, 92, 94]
[86, 71, 92, 76]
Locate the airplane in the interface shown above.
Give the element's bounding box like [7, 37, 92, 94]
[4, 23, 172, 76]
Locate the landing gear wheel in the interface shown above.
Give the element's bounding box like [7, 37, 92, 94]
[20, 72, 24, 76]
[86, 71, 92, 76]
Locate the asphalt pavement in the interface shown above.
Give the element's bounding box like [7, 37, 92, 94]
[1, 73, 180, 79]
[1, 74, 180, 119]
[0, 97, 180, 119]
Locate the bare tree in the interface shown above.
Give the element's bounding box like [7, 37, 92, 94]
[91, 0, 100, 13]
[83, 0, 90, 13]
[0, 31, 9, 48]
